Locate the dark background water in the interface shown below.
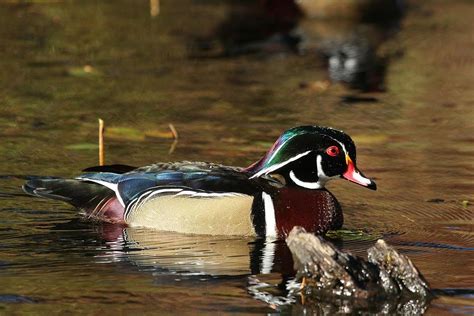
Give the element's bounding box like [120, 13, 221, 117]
[0, 0, 472, 314]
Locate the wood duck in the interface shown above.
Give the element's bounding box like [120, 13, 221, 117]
[23, 126, 376, 237]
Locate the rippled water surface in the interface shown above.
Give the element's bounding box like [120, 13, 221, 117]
[0, 1, 473, 314]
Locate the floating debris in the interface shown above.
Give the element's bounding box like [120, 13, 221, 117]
[106, 127, 145, 141]
[65, 143, 99, 151]
[168, 123, 178, 140]
[168, 123, 178, 154]
[299, 80, 330, 92]
[67, 65, 101, 77]
[285, 226, 432, 313]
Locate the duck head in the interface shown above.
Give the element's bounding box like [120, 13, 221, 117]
[247, 126, 376, 190]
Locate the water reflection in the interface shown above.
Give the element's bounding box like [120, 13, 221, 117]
[76, 221, 471, 314]
[97, 226, 256, 276]
[91, 224, 433, 314]
[92, 224, 291, 277]
[88, 222, 382, 277]
[248, 273, 432, 314]
[202, 0, 404, 92]
[92, 222, 435, 314]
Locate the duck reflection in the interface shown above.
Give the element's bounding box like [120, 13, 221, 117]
[95, 224, 295, 276]
[205, 0, 404, 92]
[80, 222, 430, 313]
[92, 222, 382, 277]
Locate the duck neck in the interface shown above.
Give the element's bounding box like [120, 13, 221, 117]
[261, 187, 343, 237]
[244, 156, 267, 175]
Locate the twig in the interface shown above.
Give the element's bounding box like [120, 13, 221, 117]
[168, 123, 178, 140]
[98, 118, 105, 166]
[168, 123, 178, 155]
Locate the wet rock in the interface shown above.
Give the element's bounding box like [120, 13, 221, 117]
[286, 226, 432, 301]
[367, 239, 431, 297]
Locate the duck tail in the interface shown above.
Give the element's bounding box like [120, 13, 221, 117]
[23, 178, 125, 223]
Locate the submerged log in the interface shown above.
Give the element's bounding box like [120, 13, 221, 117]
[286, 226, 432, 301]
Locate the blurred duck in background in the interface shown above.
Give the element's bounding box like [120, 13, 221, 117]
[202, 0, 404, 92]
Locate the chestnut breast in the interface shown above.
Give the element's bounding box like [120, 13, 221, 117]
[272, 188, 343, 236]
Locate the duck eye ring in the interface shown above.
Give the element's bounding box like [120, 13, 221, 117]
[326, 146, 340, 157]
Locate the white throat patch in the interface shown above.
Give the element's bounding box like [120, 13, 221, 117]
[289, 154, 334, 189]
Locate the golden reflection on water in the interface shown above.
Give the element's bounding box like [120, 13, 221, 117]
[0, 0, 473, 314]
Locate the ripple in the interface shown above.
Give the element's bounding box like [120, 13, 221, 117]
[396, 241, 474, 252]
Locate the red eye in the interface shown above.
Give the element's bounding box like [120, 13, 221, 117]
[326, 146, 340, 157]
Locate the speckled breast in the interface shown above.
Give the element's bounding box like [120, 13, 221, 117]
[272, 188, 343, 236]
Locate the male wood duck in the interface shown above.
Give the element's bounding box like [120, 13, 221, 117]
[23, 126, 376, 237]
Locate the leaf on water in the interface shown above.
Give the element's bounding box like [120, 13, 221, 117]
[220, 137, 246, 144]
[103, 126, 176, 142]
[299, 80, 330, 92]
[253, 141, 274, 148]
[106, 127, 145, 141]
[352, 134, 389, 145]
[326, 229, 380, 241]
[67, 65, 101, 78]
[65, 143, 99, 150]
[144, 129, 174, 139]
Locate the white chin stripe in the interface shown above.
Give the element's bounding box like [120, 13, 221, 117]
[316, 154, 334, 187]
[289, 170, 323, 189]
[288, 155, 331, 190]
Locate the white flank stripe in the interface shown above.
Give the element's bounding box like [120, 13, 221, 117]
[250, 150, 312, 179]
[175, 191, 245, 198]
[262, 192, 277, 237]
[124, 188, 249, 220]
[125, 188, 183, 220]
[260, 237, 276, 274]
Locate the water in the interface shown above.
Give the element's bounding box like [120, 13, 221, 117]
[0, 1, 473, 314]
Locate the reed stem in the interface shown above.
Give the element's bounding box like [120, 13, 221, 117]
[99, 118, 105, 166]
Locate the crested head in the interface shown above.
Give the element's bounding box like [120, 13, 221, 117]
[247, 126, 376, 190]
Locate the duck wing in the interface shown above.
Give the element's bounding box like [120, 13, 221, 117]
[79, 161, 259, 206]
[82, 164, 137, 174]
[23, 162, 260, 226]
[23, 177, 123, 223]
